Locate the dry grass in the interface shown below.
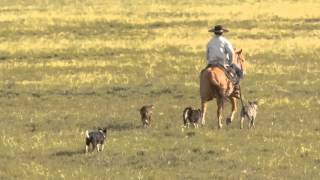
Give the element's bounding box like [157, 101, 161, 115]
[0, 0, 320, 179]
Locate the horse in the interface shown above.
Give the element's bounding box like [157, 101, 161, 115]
[199, 49, 246, 129]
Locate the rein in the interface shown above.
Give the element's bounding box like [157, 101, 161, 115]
[239, 84, 252, 121]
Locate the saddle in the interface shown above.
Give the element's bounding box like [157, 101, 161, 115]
[225, 65, 239, 85]
[206, 64, 239, 85]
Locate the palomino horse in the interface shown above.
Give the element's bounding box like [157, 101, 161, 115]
[200, 49, 246, 128]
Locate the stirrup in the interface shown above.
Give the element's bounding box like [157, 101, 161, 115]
[232, 90, 240, 98]
[234, 84, 240, 90]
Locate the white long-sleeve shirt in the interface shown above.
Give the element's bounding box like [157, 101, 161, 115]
[206, 35, 234, 66]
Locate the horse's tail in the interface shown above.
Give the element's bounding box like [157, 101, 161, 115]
[200, 67, 229, 102]
[207, 70, 227, 99]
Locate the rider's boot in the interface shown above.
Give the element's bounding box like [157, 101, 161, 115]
[232, 80, 241, 99]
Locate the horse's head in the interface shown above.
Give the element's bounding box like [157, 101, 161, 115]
[234, 49, 246, 75]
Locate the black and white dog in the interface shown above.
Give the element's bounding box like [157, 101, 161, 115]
[183, 107, 202, 128]
[85, 127, 107, 153]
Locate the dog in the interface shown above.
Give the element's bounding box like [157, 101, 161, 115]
[240, 101, 258, 129]
[85, 127, 107, 153]
[183, 107, 202, 128]
[140, 105, 154, 127]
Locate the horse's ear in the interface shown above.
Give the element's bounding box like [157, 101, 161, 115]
[236, 49, 243, 54]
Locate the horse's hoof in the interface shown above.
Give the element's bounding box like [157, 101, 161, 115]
[201, 121, 205, 125]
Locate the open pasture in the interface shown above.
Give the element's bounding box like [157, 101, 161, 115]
[0, 0, 320, 179]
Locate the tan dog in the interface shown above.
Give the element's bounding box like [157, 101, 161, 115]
[240, 101, 258, 129]
[140, 105, 154, 127]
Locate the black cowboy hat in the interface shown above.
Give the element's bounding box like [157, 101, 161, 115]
[208, 25, 229, 33]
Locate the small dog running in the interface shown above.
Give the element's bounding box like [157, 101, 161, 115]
[183, 107, 202, 128]
[240, 101, 258, 129]
[85, 127, 107, 153]
[140, 105, 154, 127]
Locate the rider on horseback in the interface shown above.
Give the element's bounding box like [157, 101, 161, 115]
[206, 24, 243, 98]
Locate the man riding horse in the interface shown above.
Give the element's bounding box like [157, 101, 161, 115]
[206, 24, 243, 98]
[200, 25, 246, 128]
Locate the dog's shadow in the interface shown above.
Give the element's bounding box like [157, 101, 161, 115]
[53, 149, 84, 157]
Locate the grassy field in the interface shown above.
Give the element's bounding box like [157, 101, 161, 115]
[1, 0, 320, 179]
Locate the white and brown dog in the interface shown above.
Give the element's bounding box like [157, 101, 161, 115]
[85, 127, 107, 153]
[183, 107, 202, 128]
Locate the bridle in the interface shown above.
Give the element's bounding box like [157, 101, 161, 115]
[235, 52, 245, 74]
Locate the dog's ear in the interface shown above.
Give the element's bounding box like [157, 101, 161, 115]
[197, 109, 202, 116]
[253, 101, 258, 110]
[103, 128, 107, 134]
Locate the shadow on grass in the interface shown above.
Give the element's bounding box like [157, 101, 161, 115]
[53, 149, 84, 157]
[106, 122, 141, 131]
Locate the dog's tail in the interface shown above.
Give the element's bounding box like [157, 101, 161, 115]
[183, 107, 192, 126]
[85, 130, 90, 139]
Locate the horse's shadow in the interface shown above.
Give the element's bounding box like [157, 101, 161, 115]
[53, 149, 84, 157]
[105, 122, 141, 131]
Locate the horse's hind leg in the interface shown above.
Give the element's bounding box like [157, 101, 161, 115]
[201, 100, 208, 126]
[216, 97, 224, 129]
[227, 97, 237, 126]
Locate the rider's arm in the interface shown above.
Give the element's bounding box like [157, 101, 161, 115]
[225, 41, 234, 65]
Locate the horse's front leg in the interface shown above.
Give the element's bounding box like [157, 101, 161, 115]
[216, 97, 224, 129]
[201, 100, 208, 126]
[226, 97, 237, 125]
